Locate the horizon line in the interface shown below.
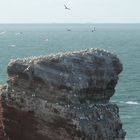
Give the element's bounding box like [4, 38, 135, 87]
[0, 22, 140, 24]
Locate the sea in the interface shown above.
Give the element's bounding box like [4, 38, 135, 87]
[0, 23, 140, 140]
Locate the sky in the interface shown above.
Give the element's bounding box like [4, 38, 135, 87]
[0, 0, 140, 23]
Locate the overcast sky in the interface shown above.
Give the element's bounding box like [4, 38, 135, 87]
[0, 0, 140, 23]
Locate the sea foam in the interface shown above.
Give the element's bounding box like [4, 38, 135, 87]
[125, 101, 139, 105]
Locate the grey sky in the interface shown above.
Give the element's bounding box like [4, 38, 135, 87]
[0, 0, 140, 23]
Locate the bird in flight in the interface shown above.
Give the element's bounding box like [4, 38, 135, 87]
[64, 4, 71, 10]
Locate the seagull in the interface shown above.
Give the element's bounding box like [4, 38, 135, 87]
[64, 4, 71, 10]
[92, 27, 96, 32]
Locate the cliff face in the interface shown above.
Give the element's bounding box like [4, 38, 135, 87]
[0, 48, 126, 140]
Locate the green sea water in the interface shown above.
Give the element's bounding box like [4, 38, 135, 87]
[0, 24, 140, 140]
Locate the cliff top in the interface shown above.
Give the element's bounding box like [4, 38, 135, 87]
[7, 48, 122, 102]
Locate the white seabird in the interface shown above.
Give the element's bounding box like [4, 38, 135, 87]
[10, 44, 16, 47]
[64, 4, 71, 10]
[23, 66, 30, 72]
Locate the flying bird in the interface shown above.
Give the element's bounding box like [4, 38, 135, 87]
[23, 66, 30, 72]
[64, 4, 71, 10]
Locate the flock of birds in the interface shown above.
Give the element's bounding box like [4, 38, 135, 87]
[64, 4, 96, 32]
[0, 4, 96, 48]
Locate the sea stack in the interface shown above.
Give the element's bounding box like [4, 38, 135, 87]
[0, 48, 126, 140]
